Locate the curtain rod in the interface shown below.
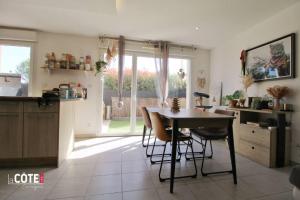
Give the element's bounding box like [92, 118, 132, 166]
[99, 35, 197, 50]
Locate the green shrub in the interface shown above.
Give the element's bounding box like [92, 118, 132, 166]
[104, 69, 186, 92]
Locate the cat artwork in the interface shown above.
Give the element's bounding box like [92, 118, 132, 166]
[265, 42, 290, 78]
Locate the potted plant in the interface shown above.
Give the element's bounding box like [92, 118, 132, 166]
[225, 94, 238, 108]
[226, 90, 244, 108]
[95, 59, 108, 75]
[233, 90, 247, 107]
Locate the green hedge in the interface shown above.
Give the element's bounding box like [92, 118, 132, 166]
[104, 69, 186, 92]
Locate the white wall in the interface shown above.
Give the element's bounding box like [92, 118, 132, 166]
[32, 32, 210, 136]
[33, 32, 101, 135]
[209, 2, 300, 163]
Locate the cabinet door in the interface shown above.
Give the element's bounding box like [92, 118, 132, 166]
[23, 112, 59, 158]
[0, 112, 23, 158]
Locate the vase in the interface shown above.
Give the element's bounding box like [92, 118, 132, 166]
[274, 98, 281, 110]
[229, 100, 238, 108]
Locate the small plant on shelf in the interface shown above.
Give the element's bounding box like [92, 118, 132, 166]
[95, 60, 108, 75]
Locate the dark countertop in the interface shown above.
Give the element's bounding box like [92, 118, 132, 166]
[0, 96, 84, 102]
[0, 96, 41, 101]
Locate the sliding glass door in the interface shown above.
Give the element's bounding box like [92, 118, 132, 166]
[135, 56, 160, 134]
[102, 55, 133, 135]
[100, 54, 190, 136]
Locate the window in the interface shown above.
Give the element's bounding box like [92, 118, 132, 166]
[0, 42, 32, 96]
[100, 53, 191, 136]
[168, 58, 189, 108]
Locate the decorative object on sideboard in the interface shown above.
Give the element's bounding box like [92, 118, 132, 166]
[244, 33, 296, 82]
[225, 90, 244, 108]
[240, 49, 247, 75]
[225, 95, 237, 108]
[266, 85, 290, 110]
[171, 97, 180, 113]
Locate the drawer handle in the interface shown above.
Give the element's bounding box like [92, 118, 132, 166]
[251, 146, 255, 150]
[252, 130, 255, 133]
[235, 112, 239, 115]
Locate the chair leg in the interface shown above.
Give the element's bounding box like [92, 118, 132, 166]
[145, 128, 152, 157]
[159, 142, 168, 182]
[177, 141, 182, 160]
[208, 139, 213, 158]
[142, 125, 147, 147]
[201, 139, 233, 176]
[201, 139, 208, 176]
[159, 140, 197, 182]
[185, 138, 212, 160]
[150, 137, 157, 163]
[189, 140, 198, 178]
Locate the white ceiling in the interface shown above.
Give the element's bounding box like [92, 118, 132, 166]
[0, 0, 299, 49]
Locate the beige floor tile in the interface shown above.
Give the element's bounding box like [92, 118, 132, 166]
[241, 174, 292, 196]
[255, 191, 293, 200]
[86, 175, 122, 195]
[85, 193, 122, 200]
[1, 137, 295, 200]
[122, 160, 149, 173]
[6, 180, 56, 200]
[94, 162, 121, 176]
[62, 164, 95, 178]
[214, 178, 265, 200]
[47, 177, 90, 199]
[188, 180, 233, 200]
[122, 172, 154, 191]
[123, 189, 160, 200]
[157, 184, 197, 200]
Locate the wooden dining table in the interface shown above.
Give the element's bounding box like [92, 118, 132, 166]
[147, 107, 237, 193]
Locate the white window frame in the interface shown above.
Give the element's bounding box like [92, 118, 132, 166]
[0, 40, 35, 96]
[99, 51, 192, 136]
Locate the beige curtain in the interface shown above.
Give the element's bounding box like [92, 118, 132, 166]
[154, 41, 169, 107]
[117, 36, 125, 108]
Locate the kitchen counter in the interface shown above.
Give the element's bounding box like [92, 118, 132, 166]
[0, 96, 84, 101]
[0, 96, 42, 101]
[0, 96, 80, 167]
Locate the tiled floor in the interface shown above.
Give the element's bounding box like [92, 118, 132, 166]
[0, 136, 294, 200]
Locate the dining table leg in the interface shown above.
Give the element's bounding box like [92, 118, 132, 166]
[227, 124, 237, 184]
[170, 119, 178, 193]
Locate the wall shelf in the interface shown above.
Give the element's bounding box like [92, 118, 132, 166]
[41, 66, 94, 72]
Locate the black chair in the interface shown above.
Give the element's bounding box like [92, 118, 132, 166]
[184, 92, 214, 159]
[150, 112, 197, 182]
[188, 109, 235, 177]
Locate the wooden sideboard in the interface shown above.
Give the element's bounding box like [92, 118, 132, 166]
[229, 108, 291, 168]
[0, 97, 77, 167]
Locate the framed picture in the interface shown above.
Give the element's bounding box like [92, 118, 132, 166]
[245, 33, 296, 82]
